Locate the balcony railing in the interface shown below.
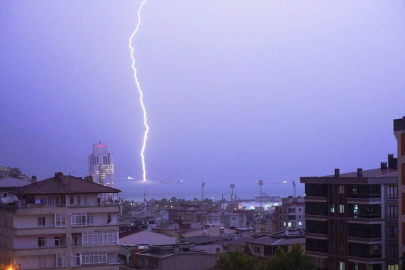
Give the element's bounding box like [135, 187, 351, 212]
[14, 224, 64, 229]
[306, 247, 328, 253]
[347, 213, 381, 219]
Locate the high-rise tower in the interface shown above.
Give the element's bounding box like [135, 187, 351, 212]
[88, 141, 114, 187]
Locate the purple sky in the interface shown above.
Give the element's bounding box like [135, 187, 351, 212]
[1, 0, 405, 201]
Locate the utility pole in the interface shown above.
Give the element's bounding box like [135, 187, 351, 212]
[257, 180, 263, 212]
[201, 182, 205, 202]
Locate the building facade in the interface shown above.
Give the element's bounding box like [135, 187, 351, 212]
[0, 173, 121, 270]
[394, 117, 405, 264]
[274, 196, 305, 232]
[88, 141, 114, 187]
[301, 163, 399, 270]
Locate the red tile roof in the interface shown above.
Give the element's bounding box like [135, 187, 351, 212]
[13, 174, 121, 195]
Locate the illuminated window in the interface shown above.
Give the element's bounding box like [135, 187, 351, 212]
[330, 204, 335, 213]
[339, 205, 344, 213]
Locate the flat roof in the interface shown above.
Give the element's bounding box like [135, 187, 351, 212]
[301, 168, 397, 184]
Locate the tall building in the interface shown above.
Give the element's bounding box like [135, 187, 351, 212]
[394, 117, 405, 261]
[301, 160, 399, 270]
[0, 172, 121, 270]
[88, 141, 114, 187]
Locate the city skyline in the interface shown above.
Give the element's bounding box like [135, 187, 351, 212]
[1, 0, 405, 201]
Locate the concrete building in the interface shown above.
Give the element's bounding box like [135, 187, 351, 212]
[301, 161, 399, 270]
[274, 196, 305, 232]
[200, 211, 247, 228]
[135, 244, 217, 270]
[168, 205, 209, 223]
[88, 141, 114, 187]
[0, 172, 121, 270]
[393, 117, 405, 264]
[227, 229, 305, 258]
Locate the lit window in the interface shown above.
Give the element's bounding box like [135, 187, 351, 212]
[339, 205, 344, 213]
[298, 222, 302, 226]
[339, 261, 345, 270]
[330, 204, 335, 213]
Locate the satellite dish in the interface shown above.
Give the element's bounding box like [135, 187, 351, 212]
[13, 196, 18, 202]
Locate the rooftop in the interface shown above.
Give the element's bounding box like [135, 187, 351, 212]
[12, 173, 121, 195]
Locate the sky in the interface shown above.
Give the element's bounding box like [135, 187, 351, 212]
[1, 0, 405, 201]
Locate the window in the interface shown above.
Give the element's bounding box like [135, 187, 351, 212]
[388, 205, 398, 219]
[339, 261, 345, 270]
[41, 198, 47, 206]
[71, 213, 87, 226]
[388, 225, 398, 238]
[299, 208, 301, 212]
[55, 237, 65, 247]
[81, 252, 107, 264]
[82, 231, 118, 246]
[288, 222, 292, 227]
[339, 186, 344, 194]
[72, 253, 81, 266]
[84, 195, 87, 205]
[141, 258, 145, 263]
[38, 257, 46, 268]
[70, 196, 74, 205]
[388, 186, 398, 199]
[353, 187, 358, 194]
[3, 192, 7, 198]
[38, 217, 46, 227]
[389, 245, 398, 258]
[87, 215, 93, 225]
[339, 205, 344, 213]
[298, 222, 302, 226]
[389, 265, 399, 270]
[330, 204, 335, 213]
[253, 246, 260, 254]
[55, 196, 60, 206]
[77, 196, 81, 205]
[38, 237, 46, 247]
[55, 214, 66, 227]
[72, 233, 80, 247]
[47, 196, 52, 206]
[56, 254, 66, 267]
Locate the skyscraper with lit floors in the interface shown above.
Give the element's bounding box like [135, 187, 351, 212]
[88, 141, 114, 187]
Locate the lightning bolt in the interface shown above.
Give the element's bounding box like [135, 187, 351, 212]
[129, 0, 148, 182]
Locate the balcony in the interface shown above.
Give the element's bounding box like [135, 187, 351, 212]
[14, 246, 66, 256]
[13, 225, 66, 236]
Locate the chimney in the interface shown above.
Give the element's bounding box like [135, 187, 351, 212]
[31, 175, 37, 183]
[388, 154, 398, 169]
[84, 175, 94, 182]
[54, 172, 63, 180]
[381, 162, 387, 170]
[357, 168, 363, 177]
[334, 169, 340, 177]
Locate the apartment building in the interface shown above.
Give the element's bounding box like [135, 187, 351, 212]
[0, 172, 121, 270]
[200, 211, 247, 228]
[301, 160, 399, 270]
[394, 117, 405, 262]
[274, 196, 305, 232]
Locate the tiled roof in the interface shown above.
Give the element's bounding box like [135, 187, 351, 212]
[119, 229, 142, 238]
[13, 174, 121, 195]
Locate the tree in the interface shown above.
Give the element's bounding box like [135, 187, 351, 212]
[260, 244, 316, 270]
[217, 253, 260, 270]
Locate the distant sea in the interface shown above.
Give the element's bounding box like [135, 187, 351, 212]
[114, 178, 303, 202]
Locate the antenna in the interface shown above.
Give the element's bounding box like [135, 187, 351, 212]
[292, 181, 296, 197]
[230, 184, 235, 201]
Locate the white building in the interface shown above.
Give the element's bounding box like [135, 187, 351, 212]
[0, 172, 121, 270]
[88, 141, 114, 187]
